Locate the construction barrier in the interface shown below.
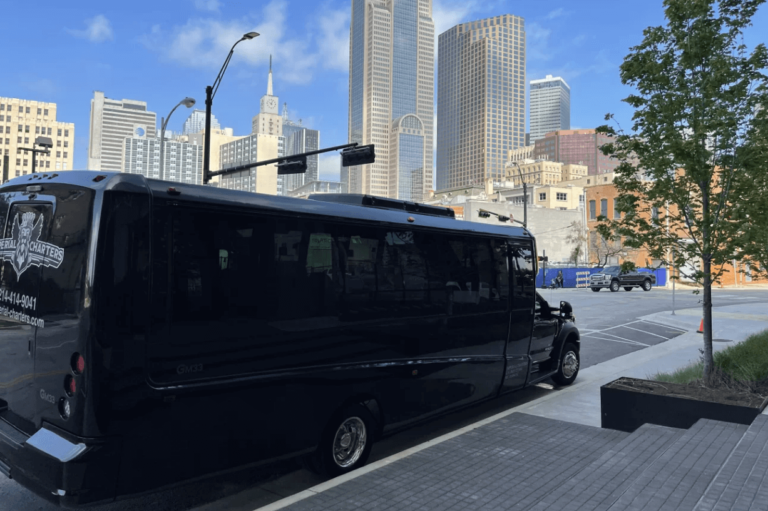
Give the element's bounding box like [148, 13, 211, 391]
[536, 267, 667, 289]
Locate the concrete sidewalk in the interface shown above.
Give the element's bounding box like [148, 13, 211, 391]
[258, 302, 768, 511]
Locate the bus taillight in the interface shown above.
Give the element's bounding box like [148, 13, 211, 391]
[71, 353, 85, 374]
[65, 375, 76, 396]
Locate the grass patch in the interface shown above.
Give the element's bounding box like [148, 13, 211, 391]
[654, 330, 768, 385]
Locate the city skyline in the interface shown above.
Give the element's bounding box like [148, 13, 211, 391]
[3, 1, 766, 182]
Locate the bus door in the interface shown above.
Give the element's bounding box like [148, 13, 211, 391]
[0, 200, 52, 432]
[500, 241, 535, 393]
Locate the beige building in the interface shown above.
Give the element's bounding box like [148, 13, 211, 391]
[533, 184, 584, 210]
[567, 172, 615, 188]
[0, 97, 74, 182]
[509, 159, 562, 187]
[187, 127, 242, 184]
[345, 0, 434, 201]
[436, 14, 527, 191]
[218, 134, 278, 195]
[561, 163, 588, 181]
[508, 145, 534, 163]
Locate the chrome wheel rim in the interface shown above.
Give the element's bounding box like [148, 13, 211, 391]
[644, 281, 651, 290]
[332, 417, 367, 468]
[562, 352, 579, 379]
[611, 282, 618, 291]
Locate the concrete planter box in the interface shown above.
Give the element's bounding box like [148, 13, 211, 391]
[601, 377, 768, 432]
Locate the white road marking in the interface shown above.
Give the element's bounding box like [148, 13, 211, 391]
[637, 320, 688, 333]
[619, 325, 672, 339]
[582, 334, 650, 347]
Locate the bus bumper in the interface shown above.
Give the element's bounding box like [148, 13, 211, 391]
[0, 419, 120, 507]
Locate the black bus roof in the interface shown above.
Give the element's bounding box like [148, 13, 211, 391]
[1, 171, 531, 239]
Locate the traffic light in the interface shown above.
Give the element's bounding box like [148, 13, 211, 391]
[341, 145, 376, 167]
[538, 256, 549, 262]
[478, 210, 491, 218]
[276, 155, 307, 175]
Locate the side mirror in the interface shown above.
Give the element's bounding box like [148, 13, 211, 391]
[560, 301, 574, 319]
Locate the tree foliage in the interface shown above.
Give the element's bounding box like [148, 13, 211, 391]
[596, 0, 768, 381]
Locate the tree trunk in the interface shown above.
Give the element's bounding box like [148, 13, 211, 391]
[702, 257, 714, 383]
[701, 181, 714, 384]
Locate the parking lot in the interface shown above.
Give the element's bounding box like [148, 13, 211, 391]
[2, 285, 766, 511]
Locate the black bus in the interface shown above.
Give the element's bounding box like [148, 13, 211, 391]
[0, 172, 580, 507]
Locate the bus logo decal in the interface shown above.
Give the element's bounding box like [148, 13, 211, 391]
[0, 212, 65, 279]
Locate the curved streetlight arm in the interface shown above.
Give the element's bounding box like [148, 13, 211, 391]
[211, 38, 246, 101]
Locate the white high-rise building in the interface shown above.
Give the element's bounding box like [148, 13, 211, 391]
[182, 110, 220, 135]
[529, 75, 570, 144]
[123, 136, 203, 185]
[88, 91, 156, 172]
[345, 0, 435, 201]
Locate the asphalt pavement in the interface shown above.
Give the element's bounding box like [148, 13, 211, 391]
[1, 285, 766, 511]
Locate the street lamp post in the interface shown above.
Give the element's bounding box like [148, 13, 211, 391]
[507, 161, 527, 228]
[159, 97, 196, 181]
[203, 31, 259, 183]
[19, 137, 53, 174]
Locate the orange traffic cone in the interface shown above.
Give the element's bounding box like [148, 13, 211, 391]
[697, 319, 704, 334]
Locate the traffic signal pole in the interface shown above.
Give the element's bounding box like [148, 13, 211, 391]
[205, 143, 375, 182]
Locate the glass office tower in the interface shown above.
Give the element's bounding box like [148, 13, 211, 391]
[346, 0, 434, 200]
[529, 75, 570, 143]
[436, 14, 526, 191]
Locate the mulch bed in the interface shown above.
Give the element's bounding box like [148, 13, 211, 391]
[607, 374, 768, 409]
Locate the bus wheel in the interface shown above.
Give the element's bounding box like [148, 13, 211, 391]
[312, 404, 375, 478]
[552, 343, 580, 386]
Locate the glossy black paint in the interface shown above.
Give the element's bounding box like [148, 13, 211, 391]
[0, 172, 580, 507]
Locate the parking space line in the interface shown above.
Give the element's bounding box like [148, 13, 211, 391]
[638, 320, 687, 333]
[619, 325, 672, 339]
[582, 334, 650, 347]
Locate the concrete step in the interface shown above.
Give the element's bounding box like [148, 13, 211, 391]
[282, 413, 628, 511]
[528, 423, 683, 511]
[606, 419, 748, 511]
[694, 415, 768, 511]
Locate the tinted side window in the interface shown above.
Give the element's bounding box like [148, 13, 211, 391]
[510, 243, 535, 310]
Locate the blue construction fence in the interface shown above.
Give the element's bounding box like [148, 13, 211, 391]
[536, 267, 667, 288]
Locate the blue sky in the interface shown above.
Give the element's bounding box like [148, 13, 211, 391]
[4, 0, 766, 181]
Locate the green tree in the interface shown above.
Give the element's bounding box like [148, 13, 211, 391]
[597, 0, 768, 382]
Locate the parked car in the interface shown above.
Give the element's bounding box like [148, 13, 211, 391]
[590, 266, 656, 292]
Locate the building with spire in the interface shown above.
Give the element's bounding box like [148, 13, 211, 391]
[218, 56, 280, 195]
[252, 56, 282, 137]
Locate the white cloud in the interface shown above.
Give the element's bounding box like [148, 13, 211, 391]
[545, 8, 566, 20]
[433, 0, 482, 36]
[194, 0, 221, 12]
[318, 153, 341, 181]
[24, 78, 57, 96]
[68, 14, 114, 43]
[317, 9, 350, 72]
[141, 1, 349, 85]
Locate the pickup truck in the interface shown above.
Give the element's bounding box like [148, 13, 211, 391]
[589, 266, 656, 292]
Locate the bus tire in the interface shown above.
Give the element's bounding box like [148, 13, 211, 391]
[552, 342, 580, 386]
[311, 403, 375, 478]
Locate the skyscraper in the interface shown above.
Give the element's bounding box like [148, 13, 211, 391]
[436, 14, 527, 191]
[182, 110, 220, 135]
[529, 75, 570, 143]
[123, 136, 203, 185]
[346, 0, 434, 201]
[88, 91, 156, 172]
